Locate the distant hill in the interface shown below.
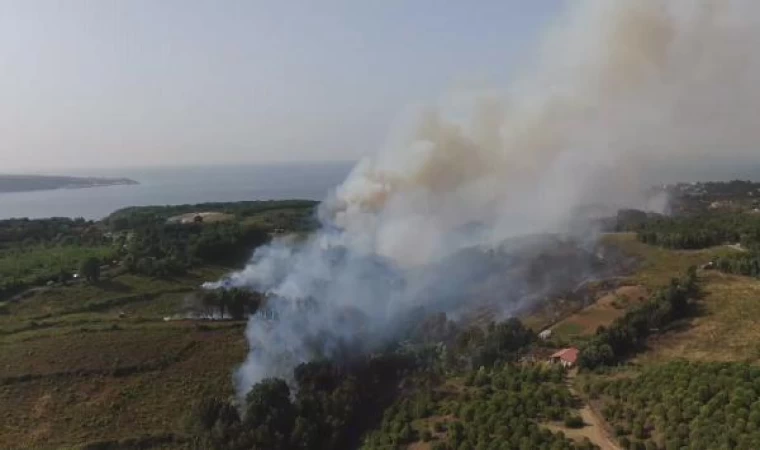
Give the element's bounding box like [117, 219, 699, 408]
[0, 174, 138, 193]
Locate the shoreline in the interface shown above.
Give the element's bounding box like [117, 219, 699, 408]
[0, 175, 139, 195]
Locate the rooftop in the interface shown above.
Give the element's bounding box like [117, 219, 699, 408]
[550, 347, 579, 364]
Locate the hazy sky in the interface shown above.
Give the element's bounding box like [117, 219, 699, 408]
[0, 1, 563, 172]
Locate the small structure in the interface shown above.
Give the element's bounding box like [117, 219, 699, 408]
[550, 347, 579, 368]
[538, 329, 553, 340]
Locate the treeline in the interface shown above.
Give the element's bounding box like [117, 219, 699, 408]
[582, 361, 760, 450]
[188, 355, 412, 450]
[0, 217, 107, 249]
[120, 222, 269, 277]
[580, 268, 699, 369]
[450, 317, 536, 370]
[628, 212, 760, 250]
[711, 252, 760, 278]
[107, 200, 318, 231]
[699, 180, 760, 197]
[196, 288, 264, 320]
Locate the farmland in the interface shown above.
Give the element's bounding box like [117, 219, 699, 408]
[0, 201, 315, 449]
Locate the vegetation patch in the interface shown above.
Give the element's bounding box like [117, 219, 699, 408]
[580, 361, 760, 450]
[551, 286, 649, 339]
[0, 325, 245, 449]
[601, 233, 733, 289]
[638, 271, 760, 364]
[362, 365, 597, 450]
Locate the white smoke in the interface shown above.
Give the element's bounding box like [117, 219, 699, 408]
[210, 0, 760, 396]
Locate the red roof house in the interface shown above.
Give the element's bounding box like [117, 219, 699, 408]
[550, 348, 579, 367]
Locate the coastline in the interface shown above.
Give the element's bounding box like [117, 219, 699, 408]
[0, 175, 139, 195]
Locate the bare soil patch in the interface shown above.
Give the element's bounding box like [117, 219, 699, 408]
[551, 285, 648, 338]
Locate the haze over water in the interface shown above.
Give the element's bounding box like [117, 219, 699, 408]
[0, 162, 353, 220]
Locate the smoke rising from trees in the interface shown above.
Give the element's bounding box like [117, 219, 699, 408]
[209, 0, 760, 397]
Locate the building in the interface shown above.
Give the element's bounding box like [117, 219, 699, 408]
[549, 348, 579, 368]
[538, 329, 552, 340]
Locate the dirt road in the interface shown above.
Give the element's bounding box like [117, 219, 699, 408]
[545, 370, 621, 450]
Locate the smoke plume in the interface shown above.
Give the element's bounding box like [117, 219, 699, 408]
[209, 0, 760, 397]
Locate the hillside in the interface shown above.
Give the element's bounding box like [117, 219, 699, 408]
[6, 188, 760, 449]
[558, 227, 760, 449]
[0, 201, 323, 448]
[0, 175, 138, 194]
[0, 269, 245, 448]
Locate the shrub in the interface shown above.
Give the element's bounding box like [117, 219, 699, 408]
[564, 415, 584, 429]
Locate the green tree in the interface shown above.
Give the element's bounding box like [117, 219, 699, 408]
[79, 257, 101, 283]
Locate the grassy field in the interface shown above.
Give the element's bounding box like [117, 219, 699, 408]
[638, 271, 760, 364]
[598, 233, 760, 363]
[0, 245, 115, 284]
[540, 234, 736, 341]
[600, 233, 736, 289]
[550, 285, 649, 340]
[0, 268, 247, 449]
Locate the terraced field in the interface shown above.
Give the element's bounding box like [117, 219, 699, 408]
[0, 269, 246, 449]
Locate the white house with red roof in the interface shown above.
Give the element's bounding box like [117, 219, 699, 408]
[549, 347, 579, 368]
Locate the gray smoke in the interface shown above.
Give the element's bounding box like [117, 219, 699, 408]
[209, 0, 760, 397]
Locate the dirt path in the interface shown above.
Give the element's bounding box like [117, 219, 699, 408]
[545, 370, 621, 450]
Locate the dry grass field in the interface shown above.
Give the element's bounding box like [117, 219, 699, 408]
[600, 233, 760, 364]
[0, 269, 246, 449]
[551, 285, 649, 340]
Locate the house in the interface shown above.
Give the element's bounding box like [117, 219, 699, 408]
[538, 329, 552, 340]
[549, 347, 579, 368]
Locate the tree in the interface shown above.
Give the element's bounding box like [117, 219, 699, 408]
[563, 414, 584, 429]
[201, 291, 220, 318]
[58, 269, 72, 285]
[243, 378, 296, 449]
[79, 257, 101, 283]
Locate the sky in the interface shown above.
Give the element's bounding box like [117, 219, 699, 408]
[0, 0, 562, 172]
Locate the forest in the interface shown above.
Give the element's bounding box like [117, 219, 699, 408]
[120, 221, 271, 276]
[106, 200, 318, 231]
[188, 316, 599, 450]
[581, 362, 760, 450]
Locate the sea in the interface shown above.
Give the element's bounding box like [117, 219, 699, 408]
[0, 162, 355, 220]
[3, 158, 760, 221]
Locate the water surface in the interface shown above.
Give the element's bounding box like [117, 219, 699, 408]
[0, 162, 353, 220]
